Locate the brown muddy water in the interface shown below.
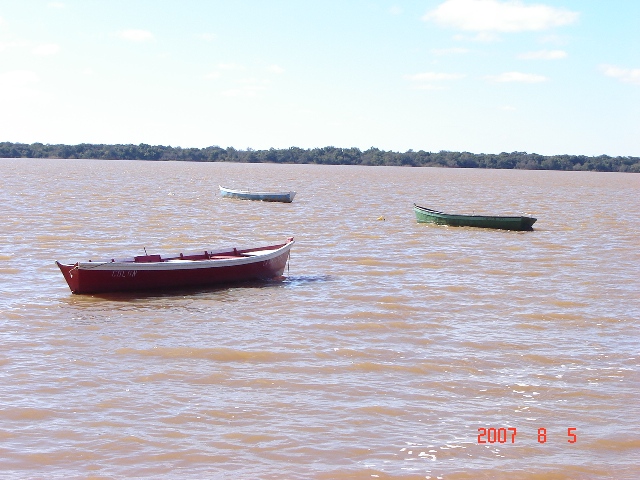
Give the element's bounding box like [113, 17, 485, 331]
[1, 158, 639, 479]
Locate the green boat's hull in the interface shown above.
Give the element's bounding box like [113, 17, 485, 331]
[414, 204, 536, 231]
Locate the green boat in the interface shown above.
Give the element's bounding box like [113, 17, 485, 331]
[414, 204, 537, 231]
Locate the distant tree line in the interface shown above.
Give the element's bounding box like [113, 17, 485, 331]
[1, 142, 639, 172]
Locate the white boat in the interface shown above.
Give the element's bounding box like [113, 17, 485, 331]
[219, 185, 296, 203]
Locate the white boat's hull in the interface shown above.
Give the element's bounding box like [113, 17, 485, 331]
[219, 186, 296, 203]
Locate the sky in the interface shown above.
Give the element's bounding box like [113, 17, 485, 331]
[0, 0, 639, 156]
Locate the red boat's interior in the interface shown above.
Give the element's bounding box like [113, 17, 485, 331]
[131, 249, 248, 263]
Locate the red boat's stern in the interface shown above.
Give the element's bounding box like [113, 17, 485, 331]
[56, 261, 80, 293]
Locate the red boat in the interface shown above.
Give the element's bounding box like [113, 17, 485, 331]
[56, 238, 295, 294]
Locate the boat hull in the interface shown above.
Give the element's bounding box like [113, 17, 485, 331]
[219, 186, 296, 203]
[56, 239, 294, 294]
[414, 204, 536, 231]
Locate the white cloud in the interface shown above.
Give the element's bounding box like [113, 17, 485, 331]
[0, 40, 27, 52]
[599, 64, 640, 85]
[431, 47, 470, 55]
[413, 84, 447, 91]
[486, 71, 548, 82]
[538, 33, 569, 45]
[405, 72, 466, 91]
[453, 32, 500, 42]
[116, 29, 154, 42]
[196, 33, 217, 41]
[474, 32, 500, 42]
[0, 70, 39, 87]
[32, 43, 61, 55]
[217, 63, 244, 71]
[518, 49, 567, 59]
[205, 64, 258, 80]
[423, 0, 579, 32]
[389, 5, 403, 15]
[221, 85, 267, 97]
[0, 70, 43, 105]
[405, 72, 466, 81]
[268, 64, 284, 74]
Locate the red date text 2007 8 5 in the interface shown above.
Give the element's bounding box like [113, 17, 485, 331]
[477, 427, 577, 444]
